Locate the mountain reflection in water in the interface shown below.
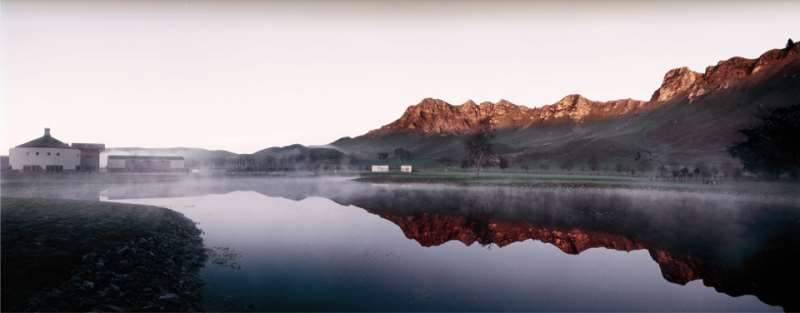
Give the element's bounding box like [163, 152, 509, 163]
[2, 176, 798, 311]
[335, 185, 799, 312]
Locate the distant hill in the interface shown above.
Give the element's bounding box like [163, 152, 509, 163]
[106, 145, 355, 171]
[245, 144, 353, 171]
[331, 41, 800, 173]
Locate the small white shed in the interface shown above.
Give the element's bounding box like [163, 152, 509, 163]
[400, 165, 413, 173]
[371, 165, 389, 172]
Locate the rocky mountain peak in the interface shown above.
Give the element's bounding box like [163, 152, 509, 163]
[650, 67, 703, 102]
[651, 40, 800, 103]
[459, 100, 478, 108]
[366, 94, 651, 136]
[364, 40, 799, 137]
[413, 97, 451, 110]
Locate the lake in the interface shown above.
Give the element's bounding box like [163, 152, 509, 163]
[3, 175, 798, 311]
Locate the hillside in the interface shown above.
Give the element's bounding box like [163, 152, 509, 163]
[248, 144, 352, 171]
[332, 41, 800, 172]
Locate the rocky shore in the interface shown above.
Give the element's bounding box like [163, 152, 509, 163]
[1, 197, 207, 312]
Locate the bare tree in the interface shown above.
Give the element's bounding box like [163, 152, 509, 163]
[463, 119, 495, 177]
[499, 156, 510, 170]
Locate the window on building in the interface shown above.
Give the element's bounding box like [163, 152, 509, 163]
[35, 152, 39, 156]
[56, 152, 60, 156]
[47, 152, 51, 156]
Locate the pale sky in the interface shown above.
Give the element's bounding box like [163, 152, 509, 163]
[2, 0, 799, 154]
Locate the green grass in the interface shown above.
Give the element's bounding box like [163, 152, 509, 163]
[355, 170, 800, 199]
[358, 170, 645, 185]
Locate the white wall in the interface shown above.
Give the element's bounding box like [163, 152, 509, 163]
[169, 159, 184, 169]
[107, 158, 126, 169]
[371, 165, 389, 172]
[9, 147, 80, 170]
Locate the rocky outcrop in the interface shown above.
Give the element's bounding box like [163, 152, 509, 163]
[365, 41, 800, 137]
[650, 67, 703, 102]
[650, 42, 800, 103]
[367, 95, 648, 136]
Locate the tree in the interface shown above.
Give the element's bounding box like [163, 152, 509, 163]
[463, 119, 495, 177]
[559, 159, 575, 172]
[787, 38, 795, 50]
[729, 104, 800, 179]
[377, 152, 389, 160]
[393, 148, 412, 160]
[658, 165, 669, 178]
[694, 161, 711, 179]
[499, 156, 510, 170]
[680, 167, 691, 178]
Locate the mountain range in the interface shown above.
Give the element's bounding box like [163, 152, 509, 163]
[330, 40, 800, 172]
[120, 41, 800, 173]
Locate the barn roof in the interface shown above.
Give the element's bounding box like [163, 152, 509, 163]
[16, 128, 74, 149]
[108, 155, 184, 160]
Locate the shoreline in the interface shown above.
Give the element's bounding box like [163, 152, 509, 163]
[354, 172, 800, 200]
[1, 197, 207, 312]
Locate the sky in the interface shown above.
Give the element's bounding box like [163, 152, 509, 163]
[2, 0, 799, 154]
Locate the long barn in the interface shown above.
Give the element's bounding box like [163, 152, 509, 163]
[106, 155, 186, 172]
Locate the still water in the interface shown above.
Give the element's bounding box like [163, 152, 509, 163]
[5, 176, 799, 311]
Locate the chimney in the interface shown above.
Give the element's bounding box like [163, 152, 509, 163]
[44, 128, 51, 137]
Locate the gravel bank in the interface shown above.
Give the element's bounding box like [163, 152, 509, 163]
[1, 197, 207, 312]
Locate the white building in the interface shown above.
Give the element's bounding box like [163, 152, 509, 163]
[106, 155, 185, 172]
[400, 165, 413, 173]
[9, 128, 81, 172]
[370, 165, 389, 172]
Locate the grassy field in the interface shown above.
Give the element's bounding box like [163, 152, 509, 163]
[356, 170, 800, 198]
[359, 170, 660, 187]
[1, 197, 206, 312]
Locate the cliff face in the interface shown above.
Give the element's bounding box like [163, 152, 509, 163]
[366, 95, 648, 136]
[650, 44, 800, 103]
[365, 42, 800, 137]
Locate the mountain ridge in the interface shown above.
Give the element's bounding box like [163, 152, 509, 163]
[362, 41, 800, 137]
[331, 40, 800, 170]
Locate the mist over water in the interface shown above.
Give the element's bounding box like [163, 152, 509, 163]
[2, 175, 798, 311]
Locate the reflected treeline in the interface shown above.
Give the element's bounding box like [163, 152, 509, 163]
[2, 176, 799, 311]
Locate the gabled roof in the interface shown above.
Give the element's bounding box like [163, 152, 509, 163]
[16, 128, 75, 149]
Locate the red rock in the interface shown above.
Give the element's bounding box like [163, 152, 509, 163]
[366, 41, 800, 137]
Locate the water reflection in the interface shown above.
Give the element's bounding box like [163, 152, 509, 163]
[332, 185, 800, 312]
[2, 176, 798, 311]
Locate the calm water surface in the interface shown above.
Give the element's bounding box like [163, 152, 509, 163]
[4, 176, 799, 311]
